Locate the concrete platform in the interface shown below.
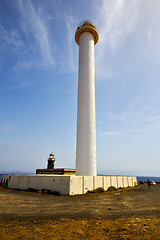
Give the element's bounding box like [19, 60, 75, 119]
[0, 175, 137, 195]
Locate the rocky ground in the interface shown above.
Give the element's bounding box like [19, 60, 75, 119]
[0, 185, 160, 239]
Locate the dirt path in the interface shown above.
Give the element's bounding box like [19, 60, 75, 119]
[0, 185, 160, 239]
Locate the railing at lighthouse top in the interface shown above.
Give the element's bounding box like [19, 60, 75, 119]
[75, 20, 99, 45]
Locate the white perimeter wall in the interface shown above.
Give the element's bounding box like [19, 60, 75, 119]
[1, 175, 137, 195]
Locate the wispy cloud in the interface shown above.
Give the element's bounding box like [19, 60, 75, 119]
[0, 145, 9, 152]
[17, 0, 55, 68]
[93, 0, 160, 80]
[93, 0, 139, 80]
[15, 61, 32, 70]
[0, 0, 79, 74]
[100, 131, 122, 136]
[107, 105, 160, 138]
[1, 124, 14, 132]
[64, 13, 77, 73]
[0, 0, 56, 70]
[96, 0, 138, 49]
[0, 26, 23, 53]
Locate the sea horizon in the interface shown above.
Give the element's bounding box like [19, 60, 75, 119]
[0, 172, 159, 182]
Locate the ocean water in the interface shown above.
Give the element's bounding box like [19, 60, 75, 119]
[0, 172, 34, 180]
[137, 176, 160, 182]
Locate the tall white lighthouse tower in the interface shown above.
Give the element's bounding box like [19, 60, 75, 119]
[75, 21, 99, 176]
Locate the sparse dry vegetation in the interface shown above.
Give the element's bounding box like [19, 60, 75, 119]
[0, 185, 160, 239]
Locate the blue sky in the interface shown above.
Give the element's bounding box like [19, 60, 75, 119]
[0, 0, 160, 176]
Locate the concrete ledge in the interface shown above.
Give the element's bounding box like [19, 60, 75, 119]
[0, 175, 137, 195]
